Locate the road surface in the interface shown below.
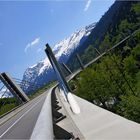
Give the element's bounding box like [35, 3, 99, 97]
[0, 90, 48, 139]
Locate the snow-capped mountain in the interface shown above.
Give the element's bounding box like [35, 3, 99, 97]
[22, 23, 96, 92]
[0, 88, 13, 98]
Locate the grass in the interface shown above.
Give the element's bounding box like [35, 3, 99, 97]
[0, 103, 17, 116]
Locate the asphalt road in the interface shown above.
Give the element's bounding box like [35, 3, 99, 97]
[0, 91, 48, 139]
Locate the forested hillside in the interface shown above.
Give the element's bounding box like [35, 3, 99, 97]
[69, 1, 140, 123]
[67, 1, 140, 70]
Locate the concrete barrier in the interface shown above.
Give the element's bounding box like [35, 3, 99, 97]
[57, 88, 140, 140]
[30, 88, 54, 140]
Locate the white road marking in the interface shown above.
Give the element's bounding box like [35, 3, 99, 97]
[0, 96, 45, 138]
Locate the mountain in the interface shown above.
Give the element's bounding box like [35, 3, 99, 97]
[81, 1, 139, 51]
[67, 1, 140, 71]
[22, 23, 96, 92]
[0, 89, 13, 98]
[68, 1, 140, 123]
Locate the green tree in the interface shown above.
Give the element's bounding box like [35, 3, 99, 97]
[81, 45, 96, 65]
[76, 54, 125, 110]
[131, 3, 140, 20]
[100, 33, 111, 52]
[117, 95, 140, 123]
[123, 55, 138, 77]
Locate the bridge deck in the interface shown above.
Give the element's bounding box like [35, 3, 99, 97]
[56, 87, 140, 140]
[55, 89, 84, 139]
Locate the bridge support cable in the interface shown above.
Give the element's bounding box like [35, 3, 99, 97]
[62, 63, 72, 75]
[76, 54, 85, 70]
[1, 88, 8, 99]
[0, 73, 29, 102]
[0, 85, 5, 91]
[13, 77, 44, 94]
[94, 47, 101, 55]
[12, 78, 37, 92]
[45, 44, 80, 114]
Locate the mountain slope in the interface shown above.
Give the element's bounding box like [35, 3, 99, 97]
[81, 1, 139, 51]
[0, 89, 12, 98]
[68, 1, 140, 123]
[22, 23, 96, 92]
[66, 1, 140, 71]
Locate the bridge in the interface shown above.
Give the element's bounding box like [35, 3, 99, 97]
[0, 30, 140, 139]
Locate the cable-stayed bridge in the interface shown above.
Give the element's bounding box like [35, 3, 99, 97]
[0, 30, 140, 140]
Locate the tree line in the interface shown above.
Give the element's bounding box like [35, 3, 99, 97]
[69, 2, 140, 123]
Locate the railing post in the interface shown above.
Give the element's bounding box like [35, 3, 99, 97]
[45, 44, 80, 114]
[62, 63, 72, 75]
[76, 53, 84, 70]
[94, 47, 101, 55]
[45, 44, 71, 93]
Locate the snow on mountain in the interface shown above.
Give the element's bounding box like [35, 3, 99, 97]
[0, 88, 13, 98]
[22, 23, 96, 92]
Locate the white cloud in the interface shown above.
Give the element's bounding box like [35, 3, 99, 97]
[24, 44, 30, 53]
[31, 38, 40, 46]
[84, 0, 92, 12]
[24, 37, 40, 53]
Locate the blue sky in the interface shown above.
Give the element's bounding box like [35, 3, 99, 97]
[0, 0, 115, 79]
